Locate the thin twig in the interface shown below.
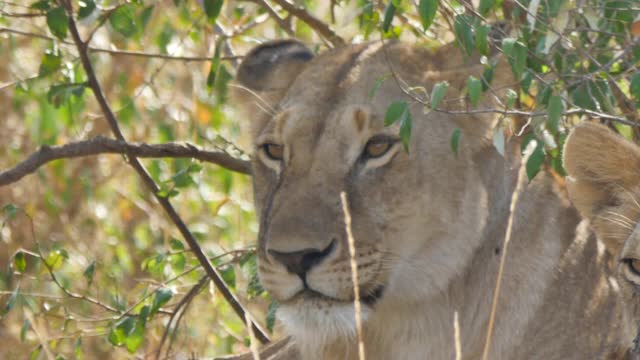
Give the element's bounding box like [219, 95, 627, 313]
[244, 0, 295, 37]
[454, 311, 462, 360]
[0, 26, 240, 62]
[156, 276, 209, 360]
[61, 0, 269, 344]
[481, 145, 528, 360]
[268, 0, 345, 47]
[0, 136, 251, 187]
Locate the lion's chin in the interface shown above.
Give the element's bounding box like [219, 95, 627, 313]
[277, 296, 372, 348]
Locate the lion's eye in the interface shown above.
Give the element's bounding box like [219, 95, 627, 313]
[363, 140, 393, 159]
[624, 258, 640, 277]
[261, 143, 284, 161]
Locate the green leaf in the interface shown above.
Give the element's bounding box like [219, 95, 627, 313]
[630, 73, 640, 101]
[150, 288, 173, 316]
[74, 338, 83, 360]
[417, 0, 438, 31]
[109, 4, 138, 38]
[213, 64, 232, 102]
[14, 252, 26, 273]
[547, 95, 564, 132]
[169, 253, 185, 272]
[169, 238, 184, 251]
[478, 0, 496, 16]
[481, 64, 494, 91]
[83, 261, 95, 284]
[46, 7, 68, 40]
[467, 76, 482, 106]
[78, 0, 96, 19]
[188, 163, 203, 173]
[45, 249, 68, 271]
[1, 285, 19, 317]
[430, 81, 448, 109]
[207, 41, 223, 92]
[108, 316, 135, 347]
[124, 307, 148, 353]
[525, 140, 545, 181]
[142, 253, 166, 275]
[171, 169, 195, 188]
[2, 203, 18, 219]
[475, 24, 490, 55]
[266, 300, 278, 333]
[29, 345, 42, 360]
[399, 108, 412, 152]
[505, 89, 518, 108]
[450, 128, 461, 157]
[246, 264, 264, 299]
[139, 6, 154, 31]
[220, 265, 236, 288]
[369, 74, 390, 99]
[21, 318, 30, 342]
[382, 2, 396, 33]
[47, 83, 87, 108]
[454, 15, 475, 55]
[30, 1, 51, 11]
[384, 101, 408, 126]
[39, 49, 62, 77]
[204, 0, 224, 23]
[502, 38, 527, 79]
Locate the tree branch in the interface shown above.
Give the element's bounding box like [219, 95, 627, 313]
[244, 0, 295, 37]
[0, 136, 251, 187]
[0, 27, 240, 62]
[61, 0, 269, 345]
[267, 0, 345, 47]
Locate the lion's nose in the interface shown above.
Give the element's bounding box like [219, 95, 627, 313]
[268, 240, 336, 278]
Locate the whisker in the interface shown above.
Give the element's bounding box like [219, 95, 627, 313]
[613, 184, 640, 213]
[228, 83, 277, 116]
[597, 215, 634, 230]
[604, 211, 635, 226]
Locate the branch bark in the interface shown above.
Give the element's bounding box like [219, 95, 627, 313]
[0, 136, 251, 187]
[60, 0, 269, 345]
[0, 26, 240, 62]
[267, 0, 345, 47]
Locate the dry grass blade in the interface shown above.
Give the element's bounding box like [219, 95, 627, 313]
[454, 311, 462, 360]
[481, 152, 528, 360]
[340, 192, 366, 360]
[245, 313, 261, 360]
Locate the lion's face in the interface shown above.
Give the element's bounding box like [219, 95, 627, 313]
[232, 40, 502, 346]
[564, 122, 640, 348]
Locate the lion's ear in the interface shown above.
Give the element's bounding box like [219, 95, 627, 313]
[563, 122, 640, 251]
[232, 40, 313, 135]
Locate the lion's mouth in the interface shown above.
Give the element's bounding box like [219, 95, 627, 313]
[290, 285, 385, 306]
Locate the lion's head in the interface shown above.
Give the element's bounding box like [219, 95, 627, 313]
[232, 40, 513, 355]
[564, 122, 640, 350]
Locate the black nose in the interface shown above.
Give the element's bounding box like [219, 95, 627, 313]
[268, 240, 336, 278]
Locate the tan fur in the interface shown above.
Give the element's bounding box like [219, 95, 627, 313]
[229, 41, 630, 359]
[564, 122, 640, 359]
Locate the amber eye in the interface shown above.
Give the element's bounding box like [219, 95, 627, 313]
[363, 140, 393, 159]
[262, 143, 284, 161]
[624, 258, 640, 277]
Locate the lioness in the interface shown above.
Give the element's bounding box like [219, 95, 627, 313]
[564, 122, 640, 359]
[230, 40, 629, 359]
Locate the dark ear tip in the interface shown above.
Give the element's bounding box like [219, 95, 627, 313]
[237, 39, 313, 90]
